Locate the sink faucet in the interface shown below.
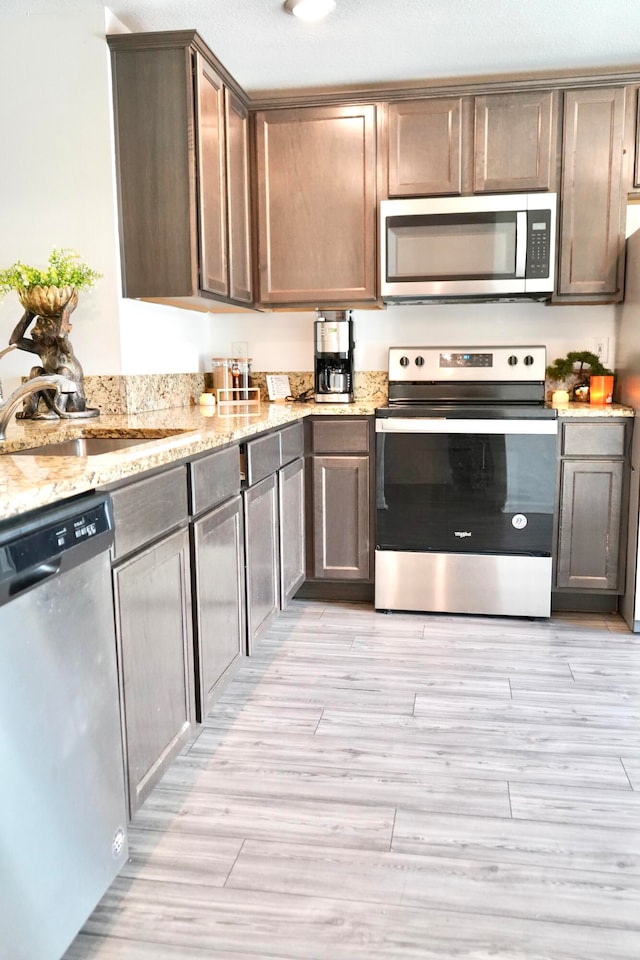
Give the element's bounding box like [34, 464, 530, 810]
[0, 375, 77, 440]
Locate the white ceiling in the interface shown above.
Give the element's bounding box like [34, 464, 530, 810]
[105, 0, 638, 95]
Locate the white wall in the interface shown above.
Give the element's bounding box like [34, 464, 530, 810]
[0, 1, 122, 395]
[0, 1, 214, 397]
[211, 301, 617, 371]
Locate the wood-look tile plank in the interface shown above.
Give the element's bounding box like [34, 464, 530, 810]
[133, 788, 395, 851]
[314, 711, 636, 779]
[226, 839, 640, 930]
[158, 755, 511, 818]
[198, 702, 323, 733]
[191, 723, 634, 784]
[510, 782, 640, 828]
[73, 877, 640, 960]
[510, 679, 640, 704]
[391, 809, 640, 875]
[218, 678, 417, 715]
[412, 692, 640, 727]
[119, 829, 242, 886]
[65, 940, 291, 960]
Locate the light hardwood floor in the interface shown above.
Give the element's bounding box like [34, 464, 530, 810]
[65, 601, 640, 960]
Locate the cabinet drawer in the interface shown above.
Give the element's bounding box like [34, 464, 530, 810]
[111, 466, 188, 560]
[310, 418, 371, 454]
[562, 421, 626, 457]
[189, 445, 240, 516]
[279, 421, 304, 466]
[244, 431, 281, 486]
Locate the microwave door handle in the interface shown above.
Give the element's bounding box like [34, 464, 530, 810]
[515, 211, 527, 278]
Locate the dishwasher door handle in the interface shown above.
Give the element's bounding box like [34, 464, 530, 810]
[9, 558, 62, 600]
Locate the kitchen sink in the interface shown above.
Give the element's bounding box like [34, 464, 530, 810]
[6, 429, 189, 457]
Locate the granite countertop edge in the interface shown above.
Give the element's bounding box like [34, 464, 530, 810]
[0, 399, 633, 522]
[0, 401, 374, 521]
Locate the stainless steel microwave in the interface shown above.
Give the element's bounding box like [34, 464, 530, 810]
[380, 193, 557, 303]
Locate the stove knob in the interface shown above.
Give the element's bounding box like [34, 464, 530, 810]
[508, 355, 518, 366]
[399, 356, 410, 367]
[524, 354, 535, 366]
[415, 355, 425, 366]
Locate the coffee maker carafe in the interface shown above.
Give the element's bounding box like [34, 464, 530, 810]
[314, 310, 354, 403]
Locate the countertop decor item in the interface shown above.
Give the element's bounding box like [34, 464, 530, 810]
[546, 350, 613, 402]
[0, 248, 101, 421]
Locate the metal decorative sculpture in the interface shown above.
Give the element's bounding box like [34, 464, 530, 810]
[8, 285, 98, 420]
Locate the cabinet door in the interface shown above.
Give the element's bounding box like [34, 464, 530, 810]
[192, 496, 245, 719]
[557, 87, 627, 300]
[474, 90, 556, 192]
[279, 458, 305, 607]
[387, 98, 463, 196]
[311, 455, 370, 580]
[244, 474, 280, 652]
[226, 89, 252, 303]
[556, 459, 624, 591]
[195, 52, 228, 296]
[108, 40, 196, 298]
[113, 528, 194, 816]
[255, 104, 377, 304]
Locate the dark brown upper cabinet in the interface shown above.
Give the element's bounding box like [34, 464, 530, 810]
[108, 31, 252, 310]
[254, 104, 378, 306]
[386, 90, 557, 197]
[555, 87, 627, 302]
[474, 90, 557, 193]
[388, 98, 463, 196]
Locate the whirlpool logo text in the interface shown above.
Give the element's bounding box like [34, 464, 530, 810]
[454, 531, 472, 538]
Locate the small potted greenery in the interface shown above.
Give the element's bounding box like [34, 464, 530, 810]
[0, 248, 102, 420]
[0, 247, 101, 316]
[546, 350, 614, 402]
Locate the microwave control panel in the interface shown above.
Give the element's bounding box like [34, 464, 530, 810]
[526, 210, 552, 279]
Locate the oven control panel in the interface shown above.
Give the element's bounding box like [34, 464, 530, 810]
[388, 346, 546, 382]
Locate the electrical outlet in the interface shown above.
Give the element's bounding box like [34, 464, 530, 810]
[589, 337, 609, 365]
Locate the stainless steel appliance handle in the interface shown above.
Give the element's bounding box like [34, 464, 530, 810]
[376, 418, 557, 435]
[515, 211, 527, 278]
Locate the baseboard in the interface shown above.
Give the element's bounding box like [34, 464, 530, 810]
[295, 580, 375, 602]
[551, 592, 620, 614]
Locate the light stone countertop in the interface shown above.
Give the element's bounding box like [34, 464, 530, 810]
[553, 402, 634, 418]
[0, 400, 378, 521]
[0, 398, 633, 522]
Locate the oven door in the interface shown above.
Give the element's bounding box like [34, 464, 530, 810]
[376, 417, 558, 556]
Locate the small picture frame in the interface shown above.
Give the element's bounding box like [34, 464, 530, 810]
[266, 374, 291, 401]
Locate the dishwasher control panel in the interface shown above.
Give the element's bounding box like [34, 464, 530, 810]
[0, 494, 114, 585]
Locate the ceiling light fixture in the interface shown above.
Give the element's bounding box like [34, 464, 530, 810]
[284, 0, 336, 22]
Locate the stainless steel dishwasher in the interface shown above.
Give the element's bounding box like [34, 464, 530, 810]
[0, 491, 128, 960]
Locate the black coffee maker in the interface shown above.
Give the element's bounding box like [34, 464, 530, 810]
[314, 310, 355, 403]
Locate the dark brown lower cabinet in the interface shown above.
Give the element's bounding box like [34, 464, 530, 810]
[555, 419, 629, 596]
[310, 454, 370, 580]
[556, 459, 625, 591]
[303, 417, 374, 596]
[243, 473, 280, 654]
[113, 526, 195, 816]
[191, 494, 245, 719]
[279, 457, 306, 605]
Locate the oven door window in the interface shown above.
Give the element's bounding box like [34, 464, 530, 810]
[376, 431, 556, 555]
[386, 212, 518, 282]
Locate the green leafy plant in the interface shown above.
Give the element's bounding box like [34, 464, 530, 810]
[0, 247, 101, 297]
[546, 350, 613, 381]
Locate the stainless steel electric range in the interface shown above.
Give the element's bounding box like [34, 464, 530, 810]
[375, 345, 558, 618]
